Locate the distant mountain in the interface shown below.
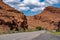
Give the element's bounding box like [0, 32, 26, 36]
[27, 6, 60, 30]
[0, 0, 28, 33]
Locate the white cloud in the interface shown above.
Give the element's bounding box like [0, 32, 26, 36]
[23, 0, 39, 4]
[17, 3, 26, 7]
[46, 0, 59, 4]
[18, 7, 30, 11]
[23, 0, 42, 6]
[17, 3, 30, 11]
[31, 7, 45, 12]
[23, 0, 30, 4]
[30, 0, 40, 5]
[30, 0, 60, 12]
[3, 0, 20, 2]
[3, 0, 60, 15]
[37, 2, 45, 6]
[3, 0, 13, 2]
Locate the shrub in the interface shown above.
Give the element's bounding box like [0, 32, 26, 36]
[8, 30, 18, 34]
[27, 28, 36, 32]
[35, 26, 44, 31]
[56, 21, 60, 32]
[0, 26, 45, 34]
[18, 27, 25, 32]
[56, 28, 60, 32]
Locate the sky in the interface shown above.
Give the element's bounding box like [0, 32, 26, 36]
[3, 0, 60, 16]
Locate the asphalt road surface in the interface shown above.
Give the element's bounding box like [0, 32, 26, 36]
[0, 30, 46, 40]
[32, 33, 60, 40]
[0, 30, 60, 40]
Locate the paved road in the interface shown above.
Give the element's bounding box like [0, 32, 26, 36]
[0, 31, 60, 40]
[32, 33, 60, 40]
[0, 30, 45, 40]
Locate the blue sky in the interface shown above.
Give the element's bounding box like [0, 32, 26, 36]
[3, 0, 60, 16]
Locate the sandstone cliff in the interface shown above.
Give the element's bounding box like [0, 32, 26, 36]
[0, 0, 60, 33]
[0, 0, 28, 33]
[27, 6, 60, 30]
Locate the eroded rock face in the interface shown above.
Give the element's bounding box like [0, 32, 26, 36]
[0, 0, 28, 33]
[27, 6, 60, 30]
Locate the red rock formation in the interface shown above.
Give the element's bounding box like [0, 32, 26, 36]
[0, 0, 60, 33]
[27, 6, 60, 30]
[0, 0, 28, 33]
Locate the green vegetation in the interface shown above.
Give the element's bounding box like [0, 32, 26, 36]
[51, 25, 60, 35]
[27, 26, 44, 32]
[27, 28, 36, 32]
[35, 26, 44, 31]
[56, 28, 60, 32]
[8, 30, 18, 34]
[51, 31, 60, 35]
[0, 30, 18, 34]
[0, 27, 25, 34]
[0, 26, 44, 34]
[18, 27, 25, 32]
[7, 27, 26, 34]
[50, 28, 60, 35]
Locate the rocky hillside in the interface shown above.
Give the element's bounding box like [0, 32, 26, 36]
[0, 0, 60, 33]
[27, 6, 60, 30]
[0, 0, 28, 33]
